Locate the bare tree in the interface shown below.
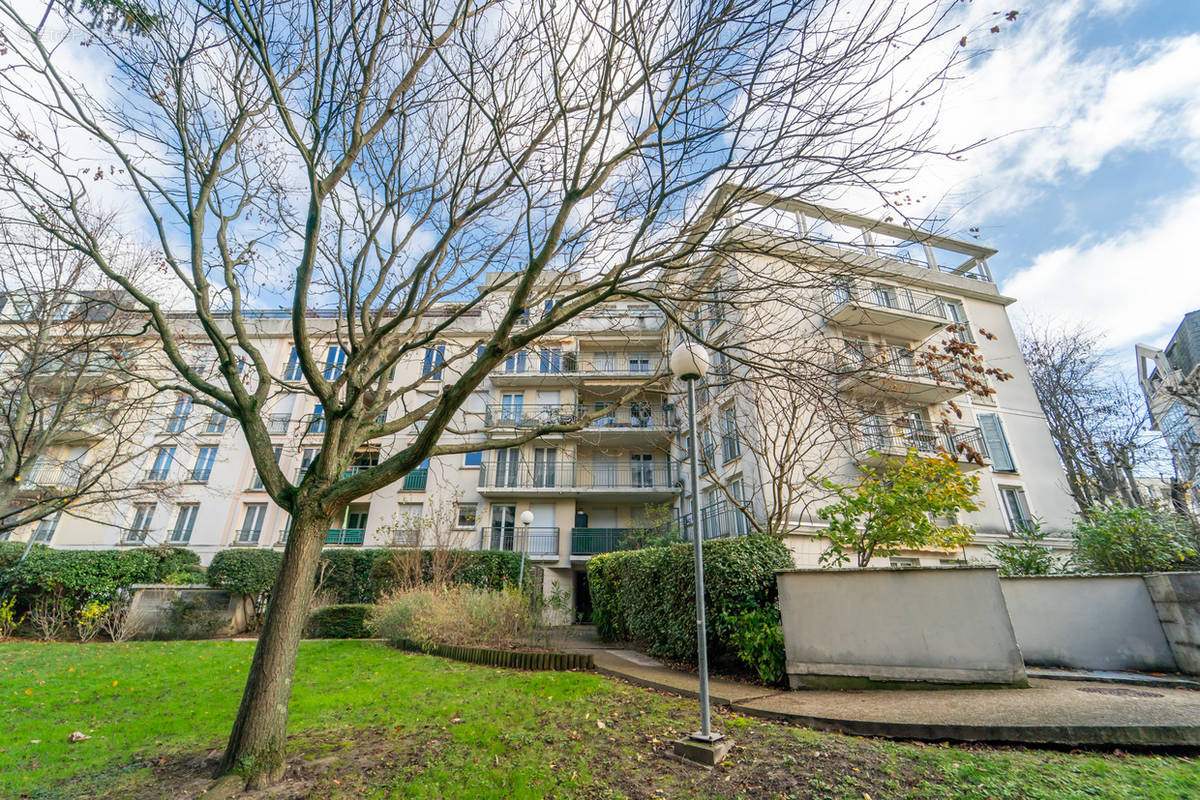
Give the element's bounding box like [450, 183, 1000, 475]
[0, 0, 991, 787]
[1022, 323, 1155, 513]
[0, 224, 176, 540]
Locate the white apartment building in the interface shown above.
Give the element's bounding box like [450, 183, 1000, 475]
[1137, 310, 1200, 511]
[3, 197, 1078, 613]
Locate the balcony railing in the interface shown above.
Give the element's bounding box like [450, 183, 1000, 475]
[569, 527, 674, 556]
[831, 283, 948, 320]
[860, 419, 989, 461]
[492, 350, 666, 379]
[402, 468, 428, 491]
[231, 530, 262, 546]
[680, 499, 752, 542]
[478, 526, 560, 557]
[343, 463, 378, 478]
[484, 403, 674, 430]
[326, 528, 365, 546]
[266, 413, 291, 435]
[120, 528, 149, 545]
[477, 459, 675, 491]
[839, 341, 961, 383]
[22, 460, 82, 489]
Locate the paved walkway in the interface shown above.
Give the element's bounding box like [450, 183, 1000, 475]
[559, 627, 1200, 748]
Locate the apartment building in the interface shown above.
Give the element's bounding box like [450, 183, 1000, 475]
[2, 197, 1078, 612]
[1136, 310, 1200, 510]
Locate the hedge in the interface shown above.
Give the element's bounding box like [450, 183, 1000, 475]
[588, 533, 794, 662]
[1, 545, 202, 611]
[306, 603, 372, 638]
[316, 549, 392, 604]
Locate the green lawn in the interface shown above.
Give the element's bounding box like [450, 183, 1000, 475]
[1, 640, 1197, 799]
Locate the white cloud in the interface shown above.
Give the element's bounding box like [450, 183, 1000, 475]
[1002, 188, 1200, 352]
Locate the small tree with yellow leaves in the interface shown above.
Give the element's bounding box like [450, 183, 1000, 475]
[818, 451, 980, 568]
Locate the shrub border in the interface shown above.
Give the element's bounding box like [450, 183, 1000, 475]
[389, 637, 594, 671]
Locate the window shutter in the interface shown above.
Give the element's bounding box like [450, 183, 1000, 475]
[978, 413, 1015, 472]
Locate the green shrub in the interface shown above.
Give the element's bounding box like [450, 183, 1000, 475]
[723, 608, 786, 686]
[306, 603, 372, 639]
[988, 520, 1060, 576]
[1, 546, 202, 612]
[316, 550, 391, 604]
[159, 597, 225, 640]
[206, 549, 283, 624]
[588, 533, 794, 662]
[1070, 506, 1198, 574]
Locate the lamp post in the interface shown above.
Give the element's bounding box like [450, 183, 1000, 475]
[669, 342, 722, 745]
[518, 509, 534, 588]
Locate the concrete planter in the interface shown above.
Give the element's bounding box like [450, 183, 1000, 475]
[776, 567, 1028, 689]
[1000, 575, 1177, 672]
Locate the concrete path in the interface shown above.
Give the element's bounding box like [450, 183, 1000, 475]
[559, 627, 1200, 748]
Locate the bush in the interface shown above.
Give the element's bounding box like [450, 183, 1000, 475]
[988, 521, 1060, 576]
[206, 549, 283, 625]
[1, 546, 203, 613]
[368, 586, 534, 649]
[1070, 506, 1198, 574]
[159, 597, 225, 640]
[316, 550, 391, 604]
[306, 603, 372, 639]
[723, 608, 786, 686]
[588, 533, 794, 662]
[368, 549, 539, 598]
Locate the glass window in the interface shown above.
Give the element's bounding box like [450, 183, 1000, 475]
[721, 406, 740, 462]
[943, 300, 974, 342]
[148, 447, 175, 481]
[309, 403, 326, 434]
[422, 345, 446, 380]
[283, 346, 304, 381]
[33, 513, 59, 543]
[1000, 487, 1033, 533]
[322, 345, 346, 380]
[192, 446, 218, 481]
[631, 453, 655, 487]
[170, 504, 199, 543]
[237, 503, 267, 543]
[298, 447, 319, 480]
[127, 503, 156, 543]
[464, 451, 483, 467]
[166, 395, 192, 433]
[456, 503, 478, 529]
[206, 411, 227, 434]
[504, 350, 527, 373]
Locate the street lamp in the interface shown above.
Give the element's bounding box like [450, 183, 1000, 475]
[518, 509, 534, 588]
[669, 342, 722, 746]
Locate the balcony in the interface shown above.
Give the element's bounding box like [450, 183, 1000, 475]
[837, 342, 968, 404]
[477, 459, 678, 500]
[680, 499, 752, 541]
[266, 413, 291, 435]
[826, 284, 950, 341]
[119, 529, 149, 545]
[325, 528, 365, 546]
[569, 528, 669, 556]
[401, 468, 428, 491]
[856, 419, 990, 469]
[483, 403, 675, 444]
[488, 351, 667, 387]
[19, 460, 82, 491]
[478, 526, 560, 558]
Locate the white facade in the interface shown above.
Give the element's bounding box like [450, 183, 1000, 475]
[3, 199, 1079, 608]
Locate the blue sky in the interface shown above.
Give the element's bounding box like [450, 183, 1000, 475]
[923, 0, 1200, 360]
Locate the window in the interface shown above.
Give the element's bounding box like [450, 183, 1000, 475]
[126, 503, 156, 543]
[720, 405, 740, 462]
[463, 451, 483, 468]
[166, 395, 192, 433]
[539, 348, 562, 374]
[308, 403, 326, 434]
[499, 393, 524, 424]
[322, 345, 346, 380]
[33, 513, 59, 543]
[250, 446, 282, 490]
[298, 447, 319, 480]
[192, 446, 218, 481]
[170, 504, 199, 544]
[456, 502, 478, 529]
[533, 447, 557, 487]
[700, 429, 715, 470]
[872, 283, 899, 309]
[206, 411, 227, 434]
[422, 345, 446, 380]
[978, 413, 1015, 472]
[629, 352, 651, 373]
[236, 503, 267, 544]
[943, 300, 974, 342]
[728, 477, 749, 535]
[504, 350, 527, 373]
[631, 453, 655, 487]
[147, 447, 175, 481]
[494, 448, 519, 487]
[1000, 487, 1033, 533]
[283, 346, 303, 381]
[889, 557, 920, 568]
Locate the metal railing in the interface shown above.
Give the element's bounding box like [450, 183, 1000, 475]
[484, 403, 674, 430]
[266, 413, 291, 435]
[493, 350, 665, 378]
[326, 528, 365, 546]
[402, 468, 428, 491]
[478, 526, 560, 557]
[839, 340, 964, 383]
[22, 460, 82, 488]
[343, 463, 378, 478]
[680, 499, 752, 542]
[477, 459, 675, 491]
[569, 527, 674, 556]
[120, 528, 149, 545]
[860, 419, 989, 460]
[831, 283, 948, 320]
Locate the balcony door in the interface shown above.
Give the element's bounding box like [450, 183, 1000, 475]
[631, 453, 654, 487]
[593, 454, 617, 487]
[533, 447, 557, 487]
[500, 393, 524, 425]
[490, 505, 517, 550]
[494, 448, 519, 487]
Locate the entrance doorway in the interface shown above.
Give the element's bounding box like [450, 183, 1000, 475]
[574, 570, 593, 624]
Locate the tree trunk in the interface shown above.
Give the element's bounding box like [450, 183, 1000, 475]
[217, 506, 327, 788]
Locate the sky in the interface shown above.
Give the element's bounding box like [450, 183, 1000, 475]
[919, 0, 1200, 362]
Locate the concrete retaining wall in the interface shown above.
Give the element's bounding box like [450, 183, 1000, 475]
[1000, 575, 1177, 672]
[1144, 572, 1200, 675]
[128, 584, 253, 637]
[776, 567, 1028, 688]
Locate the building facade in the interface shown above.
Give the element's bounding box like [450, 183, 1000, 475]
[2, 198, 1079, 611]
[1136, 310, 1200, 510]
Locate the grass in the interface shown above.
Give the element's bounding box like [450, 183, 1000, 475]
[0, 639, 1197, 799]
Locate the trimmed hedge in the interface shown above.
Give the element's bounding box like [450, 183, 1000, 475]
[588, 533, 794, 662]
[316, 549, 392, 604]
[1, 545, 202, 611]
[306, 603, 372, 639]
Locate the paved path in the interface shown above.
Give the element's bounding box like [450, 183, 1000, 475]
[559, 627, 1200, 748]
